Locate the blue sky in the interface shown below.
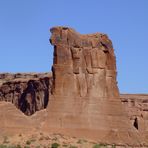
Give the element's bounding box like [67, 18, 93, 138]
[0, 0, 148, 93]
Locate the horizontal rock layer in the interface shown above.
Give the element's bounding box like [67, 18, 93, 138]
[121, 94, 148, 139]
[1, 73, 148, 132]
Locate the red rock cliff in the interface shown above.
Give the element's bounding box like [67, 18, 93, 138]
[50, 27, 119, 98]
[43, 27, 145, 146]
[0, 27, 147, 146]
[0, 73, 52, 115]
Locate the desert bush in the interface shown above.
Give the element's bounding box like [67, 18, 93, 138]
[51, 143, 60, 148]
[0, 145, 7, 148]
[24, 146, 30, 148]
[92, 143, 107, 148]
[62, 144, 68, 147]
[112, 145, 116, 148]
[16, 144, 21, 148]
[0, 145, 21, 148]
[69, 146, 77, 148]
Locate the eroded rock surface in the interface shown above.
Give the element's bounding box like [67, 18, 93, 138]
[0, 27, 148, 146]
[0, 73, 52, 115]
[50, 27, 119, 98]
[121, 94, 148, 139]
[43, 27, 145, 146]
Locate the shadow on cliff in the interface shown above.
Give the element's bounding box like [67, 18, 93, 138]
[0, 73, 52, 116]
[18, 77, 50, 115]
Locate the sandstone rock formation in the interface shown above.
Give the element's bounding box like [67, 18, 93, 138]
[1, 72, 148, 145]
[0, 73, 52, 115]
[0, 101, 34, 136]
[0, 101, 48, 137]
[43, 27, 145, 146]
[50, 27, 119, 98]
[121, 94, 148, 139]
[0, 26, 148, 146]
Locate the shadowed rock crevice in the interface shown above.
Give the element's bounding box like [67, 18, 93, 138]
[0, 73, 52, 115]
[18, 78, 50, 115]
[133, 117, 138, 130]
[121, 94, 148, 135]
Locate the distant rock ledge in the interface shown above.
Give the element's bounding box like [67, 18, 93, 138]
[0, 73, 52, 115]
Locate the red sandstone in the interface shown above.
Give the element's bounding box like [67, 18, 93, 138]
[0, 27, 148, 146]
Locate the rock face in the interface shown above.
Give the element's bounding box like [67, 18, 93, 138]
[0, 101, 47, 136]
[0, 26, 148, 146]
[121, 94, 148, 139]
[0, 73, 52, 115]
[50, 27, 119, 98]
[43, 27, 145, 145]
[0, 101, 34, 135]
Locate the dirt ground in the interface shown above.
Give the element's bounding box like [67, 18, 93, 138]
[0, 132, 128, 148]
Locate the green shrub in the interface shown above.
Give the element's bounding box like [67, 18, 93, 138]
[92, 144, 100, 148]
[69, 146, 77, 148]
[112, 145, 116, 148]
[0, 145, 20, 148]
[0, 145, 7, 148]
[51, 143, 60, 148]
[16, 144, 22, 148]
[24, 146, 30, 148]
[10, 145, 17, 148]
[92, 143, 107, 148]
[62, 144, 68, 147]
